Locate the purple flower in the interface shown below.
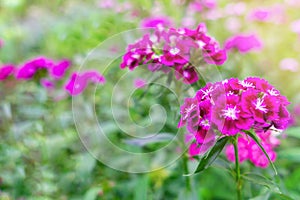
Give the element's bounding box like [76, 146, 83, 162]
[249, 9, 270, 22]
[224, 34, 263, 53]
[140, 16, 173, 28]
[121, 22, 227, 84]
[64, 71, 105, 96]
[49, 59, 71, 79]
[179, 77, 290, 162]
[40, 78, 55, 89]
[134, 78, 146, 88]
[225, 130, 279, 168]
[0, 64, 15, 80]
[15, 56, 54, 80]
[0, 39, 4, 48]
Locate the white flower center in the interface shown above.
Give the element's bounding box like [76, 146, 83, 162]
[267, 88, 279, 96]
[183, 103, 196, 120]
[201, 86, 214, 99]
[200, 119, 210, 127]
[131, 54, 140, 59]
[222, 106, 239, 120]
[239, 80, 255, 88]
[253, 98, 268, 113]
[170, 47, 180, 55]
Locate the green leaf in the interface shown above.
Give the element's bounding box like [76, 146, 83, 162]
[193, 136, 230, 174]
[284, 127, 300, 139]
[134, 175, 149, 200]
[242, 173, 280, 193]
[244, 130, 277, 175]
[84, 187, 102, 200]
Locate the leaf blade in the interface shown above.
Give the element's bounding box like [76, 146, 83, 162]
[244, 130, 278, 175]
[193, 136, 230, 174]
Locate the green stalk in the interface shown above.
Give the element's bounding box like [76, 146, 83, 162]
[182, 153, 191, 191]
[233, 135, 242, 200]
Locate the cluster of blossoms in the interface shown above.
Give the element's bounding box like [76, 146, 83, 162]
[120, 23, 227, 84]
[0, 56, 105, 96]
[178, 77, 290, 167]
[0, 56, 71, 82]
[225, 130, 280, 168]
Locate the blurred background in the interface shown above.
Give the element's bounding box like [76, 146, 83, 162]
[1, 0, 300, 199]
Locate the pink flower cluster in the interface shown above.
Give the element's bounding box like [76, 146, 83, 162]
[0, 56, 105, 96]
[0, 56, 71, 82]
[178, 77, 290, 166]
[15, 56, 71, 80]
[225, 130, 280, 168]
[120, 23, 227, 84]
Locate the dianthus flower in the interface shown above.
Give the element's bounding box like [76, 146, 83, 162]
[15, 56, 71, 80]
[15, 56, 53, 80]
[178, 77, 290, 167]
[64, 70, 106, 96]
[225, 130, 280, 168]
[120, 23, 227, 84]
[224, 34, 262, 53]
[0, 64, 15, 80]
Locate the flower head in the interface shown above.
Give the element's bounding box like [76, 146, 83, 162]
[224, 34, 263, 53]
[64, 70, 105, 96]
[121, 22, 227, 84]
[0, 64, 15, 80]
[179, 77, 290, 161]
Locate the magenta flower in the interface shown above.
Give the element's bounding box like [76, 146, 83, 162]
[140, 16, 173, 28]
[291, 19, 300, 34]
[280, 58, 299, 72]
[0, 64, 15, 80]
[49, 59, 71, 79]
[40, 78, 55, 89]
[134, 78, 146, 88]
[64, 71, 105, 96]
[0, 39, 4, 48]
[15, 56, 54, 80]
[121, 22, 227, 84]
[225, 130, 279, 168]
[179, 77, 290, 163]
[249, 9, 270, 22]
[224, 34, 263, 53]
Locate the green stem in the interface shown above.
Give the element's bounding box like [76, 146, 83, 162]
[233, 135, 242, 200]
[182, 153, 191, 191]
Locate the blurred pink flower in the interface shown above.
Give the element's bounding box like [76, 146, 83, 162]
[279, 58, 299, 72]
[0, 64, 15, 80]
[182, 16, 196, 27]
[285, 0, 300, 7]
[189, 0, 217, 12]
[249, 9, 270, 22]
[224, 3, 246, 16]
[224, 17, 241, 33]
[224, 34, 263, 53]
[226, 130, 280, 168]
[98, 0, 115, 9]
[140, 16, 173, 28]
[134, 78, 146, 88]
[0, 39, 4, 48]
[40, 78, 55, 89]
[291, 19, 300, 34]
[249, 5, 286, 24]
[49, 59, 71, 79]
[15, 56, 54, 80]
[202, 0, 217, 9]
[64, 71, 105, 96]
